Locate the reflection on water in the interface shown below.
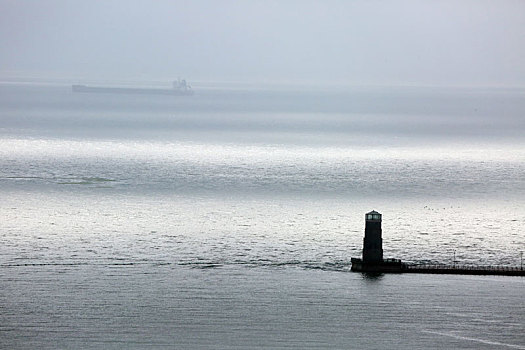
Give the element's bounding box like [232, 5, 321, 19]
[1, 191, 523, 268]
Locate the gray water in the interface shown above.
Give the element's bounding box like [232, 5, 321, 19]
[1, 82, 524, 349]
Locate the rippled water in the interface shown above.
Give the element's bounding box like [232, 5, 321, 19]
[0, 83, 524, 348]
[2, 266, 524, 349]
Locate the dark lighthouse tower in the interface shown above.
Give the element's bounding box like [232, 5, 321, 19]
[363, 210, 383, 264]
[351, 210, 401, 272]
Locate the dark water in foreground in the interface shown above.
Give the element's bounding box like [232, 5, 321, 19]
[2, 266, 524, 349]
[0, 83, 524, 348]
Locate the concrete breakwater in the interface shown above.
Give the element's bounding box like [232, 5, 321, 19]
[351, 261, 525, 276]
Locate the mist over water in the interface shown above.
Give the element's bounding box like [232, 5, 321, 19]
[2, 83, 525, 144]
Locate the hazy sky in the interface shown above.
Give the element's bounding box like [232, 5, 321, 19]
[1, 0, 524, 86]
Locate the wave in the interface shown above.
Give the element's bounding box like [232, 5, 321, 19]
[422, 330, 525, 349]
[1, 259, 354, 272]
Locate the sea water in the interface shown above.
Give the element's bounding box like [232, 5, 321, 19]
[0, 82, 524, 349]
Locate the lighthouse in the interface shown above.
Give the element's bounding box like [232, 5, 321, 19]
[363, 210, 383, 264]
[351, 210, 404, 272]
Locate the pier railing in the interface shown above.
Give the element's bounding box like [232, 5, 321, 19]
[405, 263, 524, 276]
[407, 264, 521, 271]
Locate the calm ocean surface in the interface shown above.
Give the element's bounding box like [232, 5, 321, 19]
[1, 82, 524, 349]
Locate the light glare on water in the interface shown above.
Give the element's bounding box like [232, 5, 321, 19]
[0, 83, 524, 349]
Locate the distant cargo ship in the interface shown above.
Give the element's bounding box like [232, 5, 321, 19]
[72, 79, 194, 96]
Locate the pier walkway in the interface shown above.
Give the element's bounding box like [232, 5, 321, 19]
[350, 258, 524, 276]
